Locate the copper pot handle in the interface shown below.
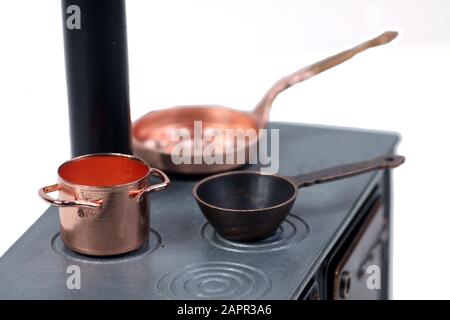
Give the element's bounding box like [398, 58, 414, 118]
[38, 184, 103, 209]
[133, 168, 171, 202]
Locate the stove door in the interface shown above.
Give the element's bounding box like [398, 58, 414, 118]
[331, 199, 389, 300]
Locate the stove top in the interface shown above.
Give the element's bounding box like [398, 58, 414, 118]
[0, 123, 399, 299]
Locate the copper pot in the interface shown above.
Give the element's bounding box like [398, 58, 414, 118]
[38, 153, 170, 256]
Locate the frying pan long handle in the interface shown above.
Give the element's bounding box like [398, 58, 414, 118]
[253, 31, 398, 126]
[291, 155, 405, 188]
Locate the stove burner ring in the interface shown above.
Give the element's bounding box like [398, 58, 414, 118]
[202, 214, 309, 253]
[157, 262, 271, 300]
[51, 229, 161, 264]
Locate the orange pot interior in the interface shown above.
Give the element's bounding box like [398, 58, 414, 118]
[59, 155, 149, 187]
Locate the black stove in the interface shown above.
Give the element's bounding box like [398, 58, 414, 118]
[0, 122, 399, 300]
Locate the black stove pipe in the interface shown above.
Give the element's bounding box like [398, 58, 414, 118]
[61, 0, 132, 157]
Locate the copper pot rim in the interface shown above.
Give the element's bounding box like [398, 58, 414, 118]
[57, 153, 152, 191]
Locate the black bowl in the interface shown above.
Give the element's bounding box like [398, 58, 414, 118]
[193, 171, 298, 242]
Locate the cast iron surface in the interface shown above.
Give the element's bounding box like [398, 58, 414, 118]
[0, 123, 399, 299]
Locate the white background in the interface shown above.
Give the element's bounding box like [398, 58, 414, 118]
[0, 0, 449, 299]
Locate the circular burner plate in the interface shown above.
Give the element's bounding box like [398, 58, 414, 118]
[157, 261, 271, 300]
[51, 229, 161, 264]
[202, 214, 309, 253]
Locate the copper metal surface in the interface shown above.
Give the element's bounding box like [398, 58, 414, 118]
[133, 31, 398, 174]
[193, 155, 404, 241]
[39, 153, 170, 256]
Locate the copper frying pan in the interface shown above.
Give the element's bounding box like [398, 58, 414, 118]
[133, 31, 398, 174]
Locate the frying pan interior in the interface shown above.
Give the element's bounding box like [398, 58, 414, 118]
[195, 172, 296, 211]
[133, 107, 259, 155]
